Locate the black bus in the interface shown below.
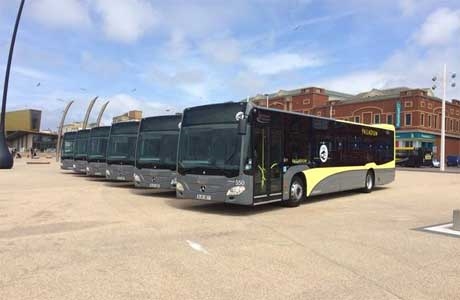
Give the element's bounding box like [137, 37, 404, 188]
[73, 129, 90, 173]
[87, 126, 111, 176]
[60, 131, 77, 170]
[176, 102, 395, 207]
[134, 114, 181, 190]
[106, 121, 140, 182]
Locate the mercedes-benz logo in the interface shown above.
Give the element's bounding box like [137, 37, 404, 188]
[200, 185, 206, 192]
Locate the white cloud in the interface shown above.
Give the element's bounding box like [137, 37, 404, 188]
[201, 37, 241, 64]
[159, 2, 247, 38]
[415, 8, 460, 46]
[231, 71, 267, 97]
[102, 94, 175, 122]
[28, 0, 91, 29]
[318, 71, 391, 94]
[399, 0, 416, 16]
[244, 52, 324, 75]
[94, 0, 159, 43]
[166, 31, 190, 58]
[12, 66, 52, 80]
[141, 67, 206, 86]
[80, 51, 123, 77]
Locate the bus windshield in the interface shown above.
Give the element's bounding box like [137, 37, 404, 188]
[107, 134, 137, 162]
[178, 124, 241, 177]
[62, 135, 75, 158]
[75, 137, 88, 158]
[137, 131, 178, 170]
[88, 137, 108, 159]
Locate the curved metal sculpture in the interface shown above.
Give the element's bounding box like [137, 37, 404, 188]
[96, 100, 110, 126]
[0, 0, 25, 169]
[55, 100, 74, 162]
[82, 96, 98, 129]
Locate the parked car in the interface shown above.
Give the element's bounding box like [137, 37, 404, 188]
[446, 155, 460, 167]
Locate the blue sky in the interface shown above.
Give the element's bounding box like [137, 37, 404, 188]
[1, 0, 460, 130]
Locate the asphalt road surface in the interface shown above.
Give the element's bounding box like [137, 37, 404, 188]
[1, 160, 459, 300]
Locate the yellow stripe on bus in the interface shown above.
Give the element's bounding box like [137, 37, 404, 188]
[303, 160, 395, 197]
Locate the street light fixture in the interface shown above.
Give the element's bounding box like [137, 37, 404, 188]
[0, 0, 25, 169]
[431, 64, 456, 172]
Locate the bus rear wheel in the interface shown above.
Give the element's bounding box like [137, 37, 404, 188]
[362, 170, 374, 193]
[283, 176, 305, 207]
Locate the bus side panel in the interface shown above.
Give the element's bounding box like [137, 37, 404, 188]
[374, 168, 395, 186]
[302, 161, 395, 197]
[305, 169, 366, 196]
[282, 165, 309, 200]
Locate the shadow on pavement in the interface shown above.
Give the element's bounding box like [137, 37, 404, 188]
[85, 177, 108, 182]
[166, 187, 389, 216]
[104, 182, 135, 189]
[166, 199, 283, 216]
[67, 173, 87, 177]
[130, 188, 176, 198]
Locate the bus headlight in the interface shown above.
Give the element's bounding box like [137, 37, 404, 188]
[133, 173, 141, 183]
[72, 164, 76, 169]
[170, 177, 177, 186]
[86, 166, 90, 172]
[106, 169, 111, 176]
[176, 182, 184, 192]
[226, 186, 246, 196]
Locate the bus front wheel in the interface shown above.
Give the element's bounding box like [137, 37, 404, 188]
[283, 176, 305, 207]
[362, 170, 374, 193]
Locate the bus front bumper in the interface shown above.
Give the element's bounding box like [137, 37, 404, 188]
[73, 160, 87, 174]
[133, 169, 177, 190]
[106, 164, 135, 182]
[60, 159, 74, 170]
[87, 162, 107, 177]
[175, 174, 253, 206]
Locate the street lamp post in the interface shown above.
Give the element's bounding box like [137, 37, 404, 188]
[432, 64, 456, 172]
[0, 0, 25, 169]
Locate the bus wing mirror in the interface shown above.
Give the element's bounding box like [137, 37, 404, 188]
[236, 112, 247, 135]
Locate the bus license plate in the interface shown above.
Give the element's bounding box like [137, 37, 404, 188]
[95, 172, 101, 176]
[149, 183, 160, 188]
[116, 176, 125, 181]
[196, 194, 212, 201]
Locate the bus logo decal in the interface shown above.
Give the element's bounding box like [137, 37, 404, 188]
[319, 144, 328, 163]
[200, 185, 206, 192]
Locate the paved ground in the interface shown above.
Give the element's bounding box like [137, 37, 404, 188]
[0, 159, 459, 300]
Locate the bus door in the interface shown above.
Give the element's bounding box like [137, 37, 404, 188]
[253, 125, 283, 203]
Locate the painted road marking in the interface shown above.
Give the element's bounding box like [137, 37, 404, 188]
[186, 240, 209, 254]
[422, 223, 460, 237]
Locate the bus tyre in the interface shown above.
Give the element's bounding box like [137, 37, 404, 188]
[284, 176, 305, 207]
[363, 170, 374, 193]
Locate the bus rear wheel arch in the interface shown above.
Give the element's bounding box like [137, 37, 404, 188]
[363, 169, 375, 193]
[283, 174, 306, 207]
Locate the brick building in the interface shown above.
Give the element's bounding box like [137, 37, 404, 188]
[251, 87, 460, 158]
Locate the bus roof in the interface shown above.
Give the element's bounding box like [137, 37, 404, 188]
[110, 121, 139, 135]
[182, 102, 246, 126]
[140, 114, 182, 132]
[252, 103, 395, 132]
[90, 126, 111, 137]
[63, 131, 77, 138]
